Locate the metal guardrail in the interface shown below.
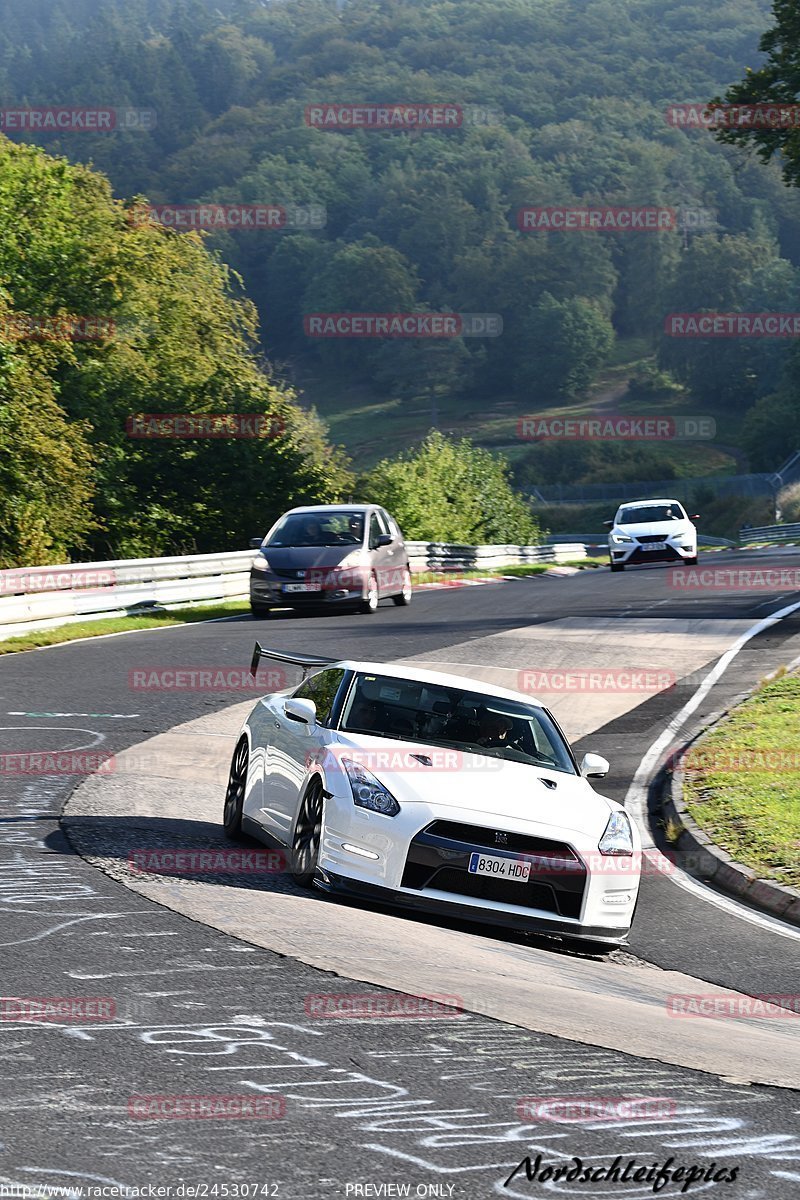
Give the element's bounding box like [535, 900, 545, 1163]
[739, 522, 800, 545]
[0, 541, 587, 640]
[405, 541, 586, 571]
[0, 550, 255, 640]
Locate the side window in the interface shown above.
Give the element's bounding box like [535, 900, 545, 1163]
[293, 669, 346, 726]
[368, 513, 383, 549]
[384, 512, 401, 541]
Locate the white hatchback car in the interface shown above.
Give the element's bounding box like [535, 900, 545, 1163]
[605, 498, 698, 572]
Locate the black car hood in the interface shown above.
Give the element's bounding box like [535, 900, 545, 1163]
[262, 546, 360, 569]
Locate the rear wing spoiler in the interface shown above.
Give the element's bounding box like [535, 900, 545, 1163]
[250, 642, 338, 679]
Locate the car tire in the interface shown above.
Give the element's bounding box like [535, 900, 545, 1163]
[290, 777, 324, 887]
[222, 737, 249, 838]
[392, 566, 413, 606]
[250, 603, 271, 618]
[609, 561, 625, 573]
[360, 573, 379, 614]
[685, 555, 698, 566]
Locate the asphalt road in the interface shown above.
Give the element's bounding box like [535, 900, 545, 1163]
[1, 550, 799, 1197]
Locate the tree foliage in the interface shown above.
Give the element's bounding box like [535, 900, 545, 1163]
[359, 430, 542, 544]
[0, 136, 351, 565]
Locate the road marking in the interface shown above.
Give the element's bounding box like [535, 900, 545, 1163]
[625, 595, 800, 940]
[7, 711, 140, 719]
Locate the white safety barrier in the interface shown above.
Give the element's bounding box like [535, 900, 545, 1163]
[0, 541, 587, 640]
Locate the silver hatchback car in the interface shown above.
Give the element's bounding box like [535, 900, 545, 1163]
[249, 504, 413, 617]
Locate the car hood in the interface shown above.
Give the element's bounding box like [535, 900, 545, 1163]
[614, 520, 691, 538]
[260, 546, 362, 569]
[329, 733, 615, 838]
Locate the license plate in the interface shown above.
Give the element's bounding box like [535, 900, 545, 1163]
[640, 543, 666, 551]
[468, 852, 531, 882]
[283, 582, 322, 593]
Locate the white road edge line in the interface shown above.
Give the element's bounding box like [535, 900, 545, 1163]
[625, 596, 800, 940]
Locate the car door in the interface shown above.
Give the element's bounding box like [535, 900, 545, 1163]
[263, 668, 348, 842]
[368, 510, 394, 596]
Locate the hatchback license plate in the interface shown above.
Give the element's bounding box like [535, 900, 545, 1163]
[468, 852, 530, 882]
[640, 543, 666, 551]
[283, 582, 322, 593]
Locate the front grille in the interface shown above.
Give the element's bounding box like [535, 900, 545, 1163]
[401, 822, 586, 920]
[431, 868, 570, 915]
[636, 534, 670, 543]
[628, 546, 681, 564]
[424, 820, 578, 860]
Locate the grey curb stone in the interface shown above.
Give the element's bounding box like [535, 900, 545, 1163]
[659, 750, 800, 928]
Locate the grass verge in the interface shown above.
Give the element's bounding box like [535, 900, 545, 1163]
[0, 601, 251, 655]
[682, 671, 800, 888]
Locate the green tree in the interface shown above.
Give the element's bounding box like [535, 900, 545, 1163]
[514, 294, 614, 399]
[360, 430, 542, 544]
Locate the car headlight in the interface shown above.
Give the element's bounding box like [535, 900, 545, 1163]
[598, 810, 633, 856]
[610, 533, 634, 544]
[251, 553, 270, 572]
[343, 758, 400, 816]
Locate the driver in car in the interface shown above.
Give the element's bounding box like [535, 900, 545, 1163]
[302, 518, 326, 544]
[475, 709, 513, 748]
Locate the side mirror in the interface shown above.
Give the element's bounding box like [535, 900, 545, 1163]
[375, 533, 393, 547]
[249, 537, 263, 549]
[602, 519, 614, 528]
[580, 752, 610, 779]
[284, 697, 317, 725]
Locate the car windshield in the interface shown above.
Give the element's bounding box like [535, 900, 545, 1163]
[266, 511, 365, 547]
[618, 504, 684, 525]
[339, 673, 577, 773]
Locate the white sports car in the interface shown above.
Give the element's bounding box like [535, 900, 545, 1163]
[223, 645, 642, 953]
[605, 497, 699, 572]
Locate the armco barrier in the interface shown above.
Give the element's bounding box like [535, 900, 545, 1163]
[405, 541, 586, 572]
[739, 521, 800, 545]
[0, 541, 587, 640]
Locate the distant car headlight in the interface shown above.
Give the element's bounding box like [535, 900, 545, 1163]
[610, 533, 634, 544]
[598, 810, 633, 856]
[251, 553, 270, 572]
[343, 758, 401, 816]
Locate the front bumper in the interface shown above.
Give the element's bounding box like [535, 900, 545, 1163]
[609, 540, 696, 565]
[317, 795, 640, 943]
[250, 572, 366, 608]
[317, 871, 630, 945]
